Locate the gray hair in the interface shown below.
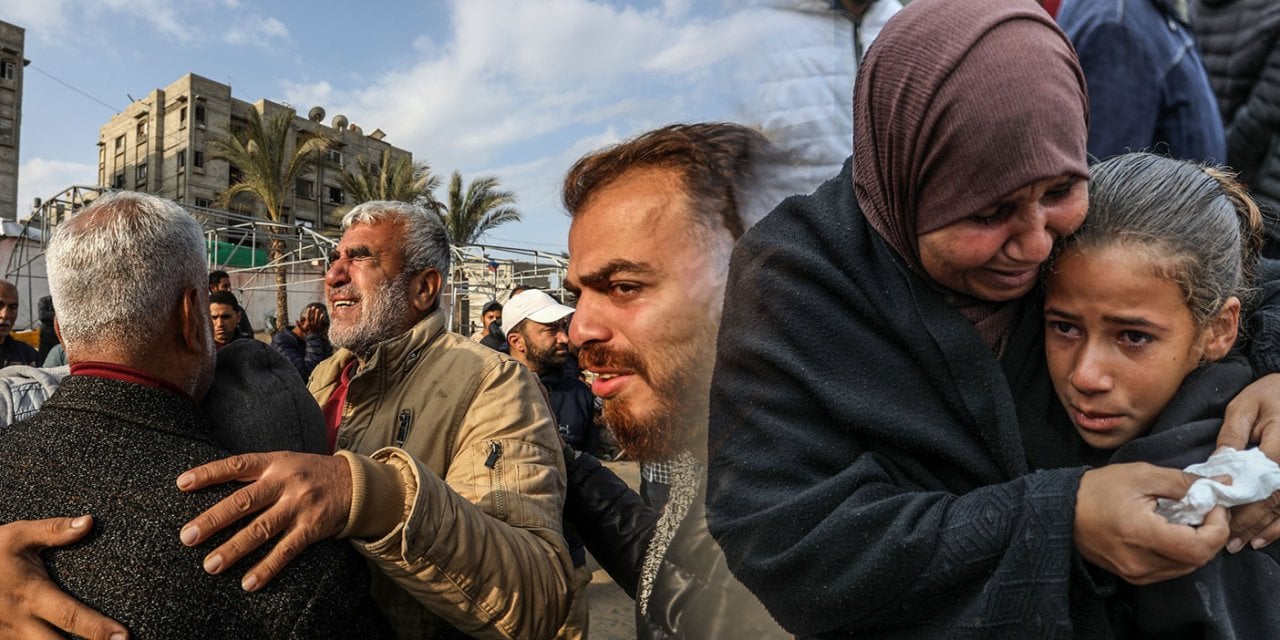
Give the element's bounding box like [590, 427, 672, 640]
[47, 191, 206, 355]
[341, 201, 450, 276]
[1057, 152, 1264, 327]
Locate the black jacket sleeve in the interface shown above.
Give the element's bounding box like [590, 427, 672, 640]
[563, 452, 657, 599]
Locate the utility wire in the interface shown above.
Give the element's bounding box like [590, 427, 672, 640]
[27, 64, 120, 113]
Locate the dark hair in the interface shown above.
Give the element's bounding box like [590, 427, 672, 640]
[210, 290, 241, 312]
[209, 270, 230, 286]
[1057, 152, 1264, 327]
[303, 302, 327, 315]
[482, 301, 503, 314]
[562, 122, 770, 242]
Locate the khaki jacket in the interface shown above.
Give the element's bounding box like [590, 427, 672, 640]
[311, 309, 572, 640]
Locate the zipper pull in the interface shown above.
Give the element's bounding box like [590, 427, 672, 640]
[394, 410, 411, 447]
[484, 442, 502, 469]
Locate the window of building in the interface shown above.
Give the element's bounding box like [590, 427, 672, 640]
[194, 151, 205, 168]
[114, 135, 125, 153]
[194, 197, 212, 208]
[295, 178, 313, 199]
[194, 104, 206, 124]
[326, 149, 343, 166]
[136, 119, 147, 140]
[136, 163, 148, 183]
[0, 60, 13, 81]
[112, 172, 125, 189]
[177, 150, 186, 171]
[327, 186, 344, 204]
[179, 107, 187, 126]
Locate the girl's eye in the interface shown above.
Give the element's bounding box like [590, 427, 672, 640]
[1047, 320, 1079, 338]
[1119, 330, 1153, 347]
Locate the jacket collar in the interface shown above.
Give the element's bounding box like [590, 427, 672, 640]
[44, 375, 214, 444]
[337, 307, 447, 378]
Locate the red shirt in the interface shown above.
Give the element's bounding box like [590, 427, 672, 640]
[321, 361, 357, 453]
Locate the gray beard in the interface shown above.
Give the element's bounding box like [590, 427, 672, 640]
[329, 273, 412, 358]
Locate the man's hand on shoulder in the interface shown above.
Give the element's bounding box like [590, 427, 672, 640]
[176, 452, 353, 591]
[0, 516, 128, 640]
[1074, 463, 1228, 585]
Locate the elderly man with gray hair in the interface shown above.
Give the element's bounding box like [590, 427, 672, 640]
[0, 191, 389, 637]
[174, 200, 571, 639]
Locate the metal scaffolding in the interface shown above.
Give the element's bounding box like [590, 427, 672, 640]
[5, 186, 568, 336]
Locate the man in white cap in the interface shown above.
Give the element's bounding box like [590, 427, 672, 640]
[503, 288, 595, 640]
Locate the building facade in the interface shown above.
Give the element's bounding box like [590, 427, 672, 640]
[97, 73, 409, 231]
[0, 21, 26, 220]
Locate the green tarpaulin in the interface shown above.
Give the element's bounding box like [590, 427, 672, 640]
[208, 239, 267, 267]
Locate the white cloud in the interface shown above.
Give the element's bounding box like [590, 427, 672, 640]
[269, 0, 759, 250]
[15, 159, 98, 219]
[224, 14, 290, 47]
[6, 0, 71, 34]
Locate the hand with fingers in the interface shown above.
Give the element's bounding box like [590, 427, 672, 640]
[299, 306, 329, 337]
[1218, 372, 1280, 551]
[0, 516, 129, 640]
[1074, 463, 1230, 585]
[176, 451, 353, 592]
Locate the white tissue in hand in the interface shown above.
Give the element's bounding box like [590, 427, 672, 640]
[1155, 447, 1280, 525]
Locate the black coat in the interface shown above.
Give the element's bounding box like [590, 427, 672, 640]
[1108, 355, 1280, 639]
[1191, 0, 1280, 254]
[565, 453, 785, 639]
[0, 375, 391, 638]
[705, 161, 1111, 639]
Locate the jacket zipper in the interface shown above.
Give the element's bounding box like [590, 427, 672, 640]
[394, 410, 412, 447]
[485, 441, 507, 521]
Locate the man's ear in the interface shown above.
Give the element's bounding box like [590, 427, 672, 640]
[1202, 296, 1241, 362]
[53, 316, 62, 344]
[179, 286, 207, 353]
[409, 268, 443, 313]
[507, 330, 524, 355]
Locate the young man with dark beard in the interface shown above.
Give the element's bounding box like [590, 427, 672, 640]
[561, 123, 787, 639]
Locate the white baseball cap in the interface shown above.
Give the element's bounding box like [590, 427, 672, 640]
[501, 289, 574, 337]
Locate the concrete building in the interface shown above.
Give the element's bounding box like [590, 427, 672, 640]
[96, 73, 409, 231]
[0, 21, 27, 220]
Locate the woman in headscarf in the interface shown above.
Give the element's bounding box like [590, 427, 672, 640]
[705, 0, 1280, 637]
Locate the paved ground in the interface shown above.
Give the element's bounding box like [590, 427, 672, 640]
[583, 459, 640, 640]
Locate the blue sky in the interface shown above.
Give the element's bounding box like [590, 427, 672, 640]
[9, 0, 771, 252]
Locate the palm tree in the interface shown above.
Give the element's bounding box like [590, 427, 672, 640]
[208, 109, 331, 333]
[338, 149, 443, 212]
[435, 171, 521, 331]
[436, 171, 521, 245]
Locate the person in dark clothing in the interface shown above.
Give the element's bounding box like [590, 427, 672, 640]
[0, 280, 37, 368]
[209, 290, 245, 350]
[504, 289, 596, 454]
[501, 287, 594, 640]
[1045, 153, 1280, 638]
[1058, 0, 1226, 163]
[472, 300, 503, 343]
[563, 123, 787, 638]
[0, 191, 389, 638]
[209, 269, 256, 339]
[36, 295, 57, 362]
[271, 302, 333, 380]
[1190, 0, 1280, 257]
[704, 1, 1280, 637]
[479, 318, 508, 352]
